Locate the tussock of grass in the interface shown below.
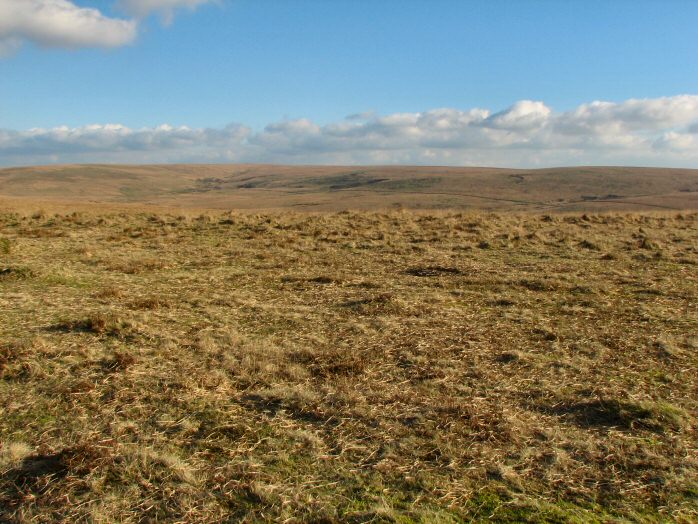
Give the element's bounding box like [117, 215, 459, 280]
[100, 351, 137, 372]
[51, 313, 135, 338]
[128, 295, 171, 310]
[0, 443, 33, 469]
[93, 285, 124, 299]
[106, 258, 166, 274]
[1, 209, 697, 521]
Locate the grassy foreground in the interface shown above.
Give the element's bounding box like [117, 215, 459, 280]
[1, 208, 697, 522]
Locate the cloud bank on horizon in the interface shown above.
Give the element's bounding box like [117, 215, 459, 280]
[1, 95, 698, 168]
[0, 0, 213, 55]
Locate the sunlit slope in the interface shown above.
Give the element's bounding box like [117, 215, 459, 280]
[1, 164, 697, 211]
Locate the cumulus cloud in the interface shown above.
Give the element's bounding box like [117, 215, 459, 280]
[0, 0, 215, 56]
[484, 100, 550, 130]
[653, 131, 696, 151]
[117, 0, 215, 23]
[555, 95, 698, 137]
[0, 123, 251, 164]
[2, 95, 698, 167]
[0, 0, 137, 54]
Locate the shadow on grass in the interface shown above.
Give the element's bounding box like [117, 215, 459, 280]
[404, 266, 462, 277]
[534, 399, 684, 433]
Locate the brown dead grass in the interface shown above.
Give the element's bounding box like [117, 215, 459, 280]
[1, 206, 697, 522]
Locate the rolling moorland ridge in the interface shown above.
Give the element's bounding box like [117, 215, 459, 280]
[0, 166, 697, 521]
[1, 164, 698, 212]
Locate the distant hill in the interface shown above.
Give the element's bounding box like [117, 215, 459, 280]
[1, 164, 697, 212]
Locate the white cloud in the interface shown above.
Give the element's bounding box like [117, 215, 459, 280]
[653, 131, 696, 151]
[0, 123, 250, 162]
[2, 95, 698, 167]
[117, 0, 215, 23]
[0, 0, 137, 53]
[484, 100, 551, 130]
[555, 95, 698, 136]
[0, 0, 215, 56]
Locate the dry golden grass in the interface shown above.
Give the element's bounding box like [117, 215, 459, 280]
[1, 206, 697, 522]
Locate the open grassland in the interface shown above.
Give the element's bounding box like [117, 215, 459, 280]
[1, 206, 697, 522]
[2, 164, 698, 212]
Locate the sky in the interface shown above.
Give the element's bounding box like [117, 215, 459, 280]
[1, 0, 697, 168]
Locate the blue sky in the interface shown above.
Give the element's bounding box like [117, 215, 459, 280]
[1, 0, 698, 167]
